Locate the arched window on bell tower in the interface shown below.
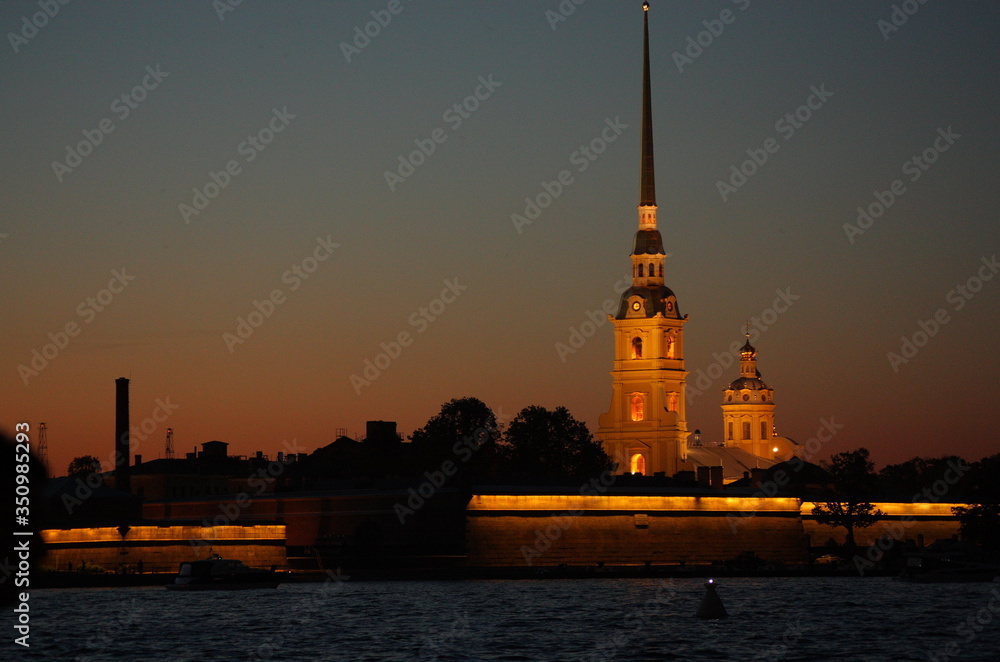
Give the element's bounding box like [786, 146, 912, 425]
[727, 422, 734, 441]
[631, 337, 643, 359]
[742, 420, 751, 440]
[760, 421, 768, 440]
[638, 264, 644, 277]
[630, 394, 644, 422]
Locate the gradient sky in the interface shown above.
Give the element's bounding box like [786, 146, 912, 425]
[2, 0, 998, 475]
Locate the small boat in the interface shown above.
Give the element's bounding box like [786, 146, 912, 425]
[166, 553, 281, 590]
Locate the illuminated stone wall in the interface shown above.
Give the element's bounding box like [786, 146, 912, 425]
[121, 495, 972, 570]
[466, 494, 809, 566]
[40, 524, 286, 574]
[801, 502, 964, 547]
[146, 495, 330, 547]
[144, 493, 447, 548]
[143, 491, 469, 566]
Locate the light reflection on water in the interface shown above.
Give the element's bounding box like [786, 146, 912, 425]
[18, 577, 1000, 661]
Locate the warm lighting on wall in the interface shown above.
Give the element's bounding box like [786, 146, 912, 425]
[469, 494, 803, 512]
[801, 502, 968, 517]
[41, 525, 286, 545]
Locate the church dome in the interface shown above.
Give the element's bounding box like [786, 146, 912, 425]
[726, 376, 770, 391]
[724, 334, 773, 401]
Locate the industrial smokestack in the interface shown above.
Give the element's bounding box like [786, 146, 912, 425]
[115, 377, 130, 492]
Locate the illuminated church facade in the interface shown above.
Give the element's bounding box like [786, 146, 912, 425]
[598, 2, 800, 479]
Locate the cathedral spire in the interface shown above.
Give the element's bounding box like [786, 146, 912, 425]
[600, 0, 689, 479]
[639, 1, 656, 212]
[627, 0, 669, 292]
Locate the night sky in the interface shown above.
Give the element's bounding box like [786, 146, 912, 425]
[3, 0, 998, 474]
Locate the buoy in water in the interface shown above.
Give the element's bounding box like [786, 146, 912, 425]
[695, 579, 728, 619]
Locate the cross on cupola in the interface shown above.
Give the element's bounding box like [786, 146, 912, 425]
[739, 328, 758, 378]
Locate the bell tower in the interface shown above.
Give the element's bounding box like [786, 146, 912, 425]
[599, 1, 690, 477]
[721, 334, 777, 459]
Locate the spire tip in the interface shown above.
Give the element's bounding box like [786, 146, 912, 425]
[638, 0, 656, 207]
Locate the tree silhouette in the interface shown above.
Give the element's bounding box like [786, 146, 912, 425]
[953, 454, 1000, 551]
[878, 455, 969, 499]
[67, 455, 102, 478]
[812, 448, 885, 549]
[409, 397, 501, 477]
[501, 406, 612, 479]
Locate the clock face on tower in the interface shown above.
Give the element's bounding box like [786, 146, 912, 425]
[632, 301, 641, 311]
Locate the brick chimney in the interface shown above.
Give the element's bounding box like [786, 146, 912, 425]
[696, 466, 711, 488]
[709, 466, 723, 490]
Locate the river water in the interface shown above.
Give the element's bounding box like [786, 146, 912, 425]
[12, 577, 1000, 661]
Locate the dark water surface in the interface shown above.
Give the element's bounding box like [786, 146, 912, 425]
[13, 577, 1000, 661]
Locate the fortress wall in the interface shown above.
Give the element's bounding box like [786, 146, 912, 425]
[801, 502, 964, 547]
[466, 494, 809, 566]
[144, 497, 326, 547]
[143, 492, 468, 552]
[121, 495, 972, 571]
[40, 524, 286, 573]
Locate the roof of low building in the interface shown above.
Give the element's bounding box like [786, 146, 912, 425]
[686, 446, 778, 483]
[130, 457, 247, 476]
